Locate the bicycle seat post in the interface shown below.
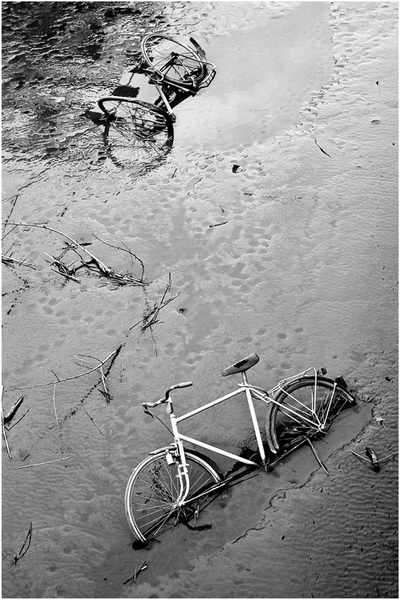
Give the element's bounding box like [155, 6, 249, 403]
[240, 370, 267, 467]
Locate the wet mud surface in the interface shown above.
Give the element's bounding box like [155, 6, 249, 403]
[2, 2, 398, 598]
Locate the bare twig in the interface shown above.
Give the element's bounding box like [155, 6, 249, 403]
[93, 234, 147, 285]
[45, 252, 81, 283]
[6, 409, 30, 431]
[2, 194, 19, 235]
[5, 345, 123, 392]
[209, 220, 228, 228]
[314, 139, 332, 158]
[2, 255, 36, 269]
[7, 221, 113, 274]
[350, 449, 371, 463]
[10, 457, 70, 470]
[52, 384, 59, 426]
[123, 561, 148, 585]
[2, 410, 12, 459]
[306, 438, 329, 475]
[380, 450, 398, 463]
[130, 274, 180, 332]
[4, 522, 33, 565]
[3, 396, 24, 424]
[1, 388, 19, 458]
[365, 446, 380, 471]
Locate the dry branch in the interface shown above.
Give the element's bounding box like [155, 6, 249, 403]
[10, 457, 70, 470]
[6, 222, 146, 287]
[1, 390, 25, 459]
[5, 345, 123, 392]
[130, 273, 180, 332]
[4, 521, 33, 565]
[2, 255, 36, 270]
[2, 194, 19, 236]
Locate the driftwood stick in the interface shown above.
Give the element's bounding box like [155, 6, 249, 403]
[2, 255, 36, 269]
[365, 446, 380, 472]
[17, 522, 33, 560]
[5, 346, 123, 392]
[6, 409, 30, 431]
[10, 456, 70, 470]
[52, 383, 59, 426]
[3, 396, 24, 424]
[350, 449, 370, 462]
[2, 415, 12, 459]
[380, 450, 398, 463]
[82, 406, 104, 436]
[306, 439, 329, 475]
[7, 222, 113, 275]
[1, 387, 12, 458]
[2, 194, 19, 235]
[131, 273, 180, 332]
[93, 234, 147, 283]
[45, 252, 81, 283]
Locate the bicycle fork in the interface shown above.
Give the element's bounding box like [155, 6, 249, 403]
[168, 405, 191, 507]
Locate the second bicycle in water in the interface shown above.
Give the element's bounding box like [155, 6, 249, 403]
[97, 32, 216, 169]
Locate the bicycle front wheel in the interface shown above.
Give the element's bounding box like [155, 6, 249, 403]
[98, 97, 174, 167]
[266, 377, 356, 456]
[125, 450, 223, 542]
[141, 33, 206, 87]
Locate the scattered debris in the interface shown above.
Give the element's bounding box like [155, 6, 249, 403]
[375, 415, 387, 432]
[365, 446, 380, 472]
[130, 274, 180, 332]
[10, 457, 70, 470]
[350, 446, 398, 471]
[123, 560, 148, 585]
[3, 522, 32, 565]
[3, 395, 24, 424]
[5, 345, 123, 393]
[306, 438, 329, 475]
[1, 391, 25, 459]
[5, 222, 147, 287]
[2, 255, 36, 270]
[314, 138, 332, 158]
[209, 220, 228, 228]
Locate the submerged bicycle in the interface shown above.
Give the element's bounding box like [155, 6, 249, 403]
[97, 32, 216, 167]
[125, 353, 357, 543]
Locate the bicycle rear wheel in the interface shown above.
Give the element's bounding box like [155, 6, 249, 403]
[266, 377, 356, 456]
[98, 97, 174, 167]
[125, 450, 223, 542]
[141, 33, 206, 88]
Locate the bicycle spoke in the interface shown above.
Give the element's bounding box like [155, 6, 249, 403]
[125, 452, 221, 542]
[268, 377, 356, 456]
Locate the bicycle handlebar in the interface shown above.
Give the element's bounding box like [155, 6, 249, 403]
[142, 381, 193, 410]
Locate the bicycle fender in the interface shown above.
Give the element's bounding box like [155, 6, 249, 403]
[149, 445, 175, 455]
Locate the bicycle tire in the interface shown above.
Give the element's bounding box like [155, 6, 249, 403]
[125, 449, 223, 542]
[98, 97, 174, 167]
[266, 376, 356, 455]
[141, 33, 206, 88]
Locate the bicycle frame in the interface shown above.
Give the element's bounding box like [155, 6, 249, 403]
[162, 366, 337, 506]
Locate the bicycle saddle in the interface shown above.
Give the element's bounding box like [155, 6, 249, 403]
[222, 353, 260, 376]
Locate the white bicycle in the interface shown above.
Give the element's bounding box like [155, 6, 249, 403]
[124, 353, 356, 543]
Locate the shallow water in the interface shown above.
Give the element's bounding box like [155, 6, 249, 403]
[2, 2, 398, 598]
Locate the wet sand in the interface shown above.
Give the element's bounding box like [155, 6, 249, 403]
[2, 2, 398, 598]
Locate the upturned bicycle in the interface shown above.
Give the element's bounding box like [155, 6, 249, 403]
[125, 353, 356, 543]
[97, 32, 216, 167]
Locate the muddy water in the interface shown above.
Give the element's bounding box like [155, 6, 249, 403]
[2, 2, 398, 598]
